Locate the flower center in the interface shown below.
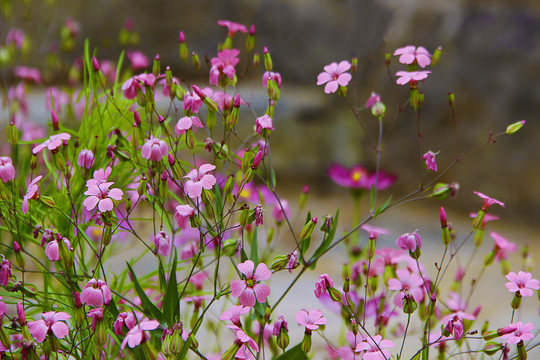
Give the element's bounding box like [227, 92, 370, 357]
[246, 279, 255, 288]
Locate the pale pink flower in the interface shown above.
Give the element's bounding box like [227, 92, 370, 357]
[0, 157, 16, 183]
[422, 151, 438, 171]
[263, 71, 282, 88]
[396, 232, 422, 252]
[393, 46, 431, 68]
[355, 334, 395, 360]
[80, 278, 112, 307]
[469, 212, 499, 227]
[0, 259, 12, 287]
[133, 73, 156, 88]
[295, 309, 327, 331]
[226, 325, 259, 352]
[175, 204, 195, 229]
[217, 20, 248, 36]
[314, 274, 334, 298]
[175, 116, 204, 136]
[32, 133, 71, 154]
[127, 50, 150, 70]
[230, 260, 271, 307]
[14, 66, 41, 83]
[395, 70, 431, 85]
[153, 231, 171, 257]
[141, 136, 168, 161]
[500, 321, 535, 345]
[77, 149, 95, 169]
[83, 182, 123, 212]
[219, 305, 250, 327]
[6, 28, 25, 49]
[505, 271, 540, 297]
[361, 224, 390, 240]
[121, 78, 141, 99]
[317, 60, 352, 94]
[184, 164, 216, 199]
[28, 311, 71, 343]
[86, 167, 112, 188]
[121, 319, 160, 349]
[271, 199, 290, 223]
[44, 237, 71, 262]
[209, 49, 240, 85]
[388, 268, 425, 306]
[490, 231, 517, 261]
[256, 114, 274, 135]
[474, 191, 505, 211]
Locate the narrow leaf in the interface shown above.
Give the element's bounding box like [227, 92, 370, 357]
[126, 262, 163, 322]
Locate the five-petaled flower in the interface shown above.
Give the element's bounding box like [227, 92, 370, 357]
[505, 271, 540, 297]
[395, 70, 431, 85]
[474, 191, 505, 211]
[175, 116, 204, 136]
[295, 309, 327, 332]
[217, 20, 248, 37]
[328, 163, 397, 190]
[317, 60, 352, 94]
[83, 182, 123, 213]
[28, 311, 71, 343]
[184, 163, 217, 199]
[500, 321, 535, 345]
[230, 260, 271, 307]
[396, 232, 422, 252]
[121, 319, 160, 349]
[22, 175, 43, 213]
[393, 45, 432, 68]
[32, 133, 71, 154]
[355, 334, 395, 360]
[175, 204, 195, 229]
[209, 49, 240, 86]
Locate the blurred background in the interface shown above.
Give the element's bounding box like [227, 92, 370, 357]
[1, 0, 540, 226]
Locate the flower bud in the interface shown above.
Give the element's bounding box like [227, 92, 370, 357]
[506, 120, 526, 135]
[51, 109, 59, 131]
[92, 56, 100, 71]
[191, 51, 200, 69]
[371, 101, 386, 117]
[178, 31, 188, 61]
[448, 92, 456, 107]
[263, 47, 272, 71]
[252, 52, 260, 68]
[301, 332, 312, 353]
[245, 25, 255, 52]
[431, 46, 442, 66]
[482, 342, 502, 356]
[384, 52, 391, 66]
[222, 238, 238, 257]
[300, 217, 318, 241]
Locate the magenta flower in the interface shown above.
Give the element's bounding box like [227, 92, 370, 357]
[314, 274, 334, 299]
[14, 66, 42, 83]
[175, 204, 195, 229]
[327, 163, 397, 190]
[219, 305, 250, 327]
[317, 60, 352, 94]
[28, 311, 71, 343]
[32, 133, 71, 154]
[263, 71, 282, 88]
[77, 149, 95, 169]
[295, 309, 327, 331]
[127, 50, 150, 70]
[256, 114, 274, 136]
[360, 224, 390, 240]
[395, 232, 422, 252]
[271, 199, 290, 223]
[505, 271, 540, 297]
[226, 325, 259, 352]
[141, 136, 168, 161]
[121, 319, 160, 349]
[273, 315, 289, 335]
[500, 322, 535, 345]
[183, 87, 212, 114]
[474, 191, 505, 211]
[6, 28, 26, 49]
[153, 231, 171, 257]
[175, 116, 204, 136]
[395, 70, 431, 85]
[393, 45, 432, 68]
[114, 312, 139, 336]
[184, 164, 217, 199]
[44, 237, 71, 262]
[0, 157, 16, 183]
[209, 49, 240, 86]
[217, 20, 248, 36]
[121, 78, 141, 99]
[490, 231, 517, 261]
[388, 268, 425, 305]
[87, 307, 104, 332]
[230, 260, 271, 307]
[80, 278, 112, 307]
[0, 259, 12, 287]
[83, 182, 123, 212]
[355, 334, 394, 360]
[365, 92, 381, 108]
[287, 250, 299, 273]
[422, 151, 438, 171]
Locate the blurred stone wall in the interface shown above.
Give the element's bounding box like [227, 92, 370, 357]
[2, 0, 540, 221]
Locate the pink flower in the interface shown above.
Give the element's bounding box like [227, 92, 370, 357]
[505, 271, 540, 297]
[80, 278, 112, 307]
[217, 20, 248, 36]
[184, 164, 217, 199]
[360, 224, 390, 240]
[365, 92, 381, 108]
[422, 151, 438, 171]
[114, 312, 138, 335]
[87, 308, 104, 331]
[14, 66, 42, 83]
[141, 136, 168, 161]
[327, 163, 397, 190]
[500, 321, 535, 345]
[273, 315, 289, 335]
[355, 334, 395, 360]
[6, 28, 25, 49]
[127, 50, 150, 70]
[153, 231, 172, 257]
[287, 250, 299, 273]
[263, 71, 282, 88]
[28, 311, 71, 343]
[219, 305, 250, 327]
[121, 78, 141, 99]
[393, 46, 431, 68]
[388, 268, 425, 306]
[32, 133, 71, 154]
[0, 259, 12, 287]
[295, 309, 327, 331]
[83, 182, 123, 213]
[317, 60, 352, 94]
[183, 87, 212, 114]
[209, 49, 240, 86]
[175, 204, 195, 229]
[256, 114, 274, 136]
[226, 325, 259, 352]
[86, 167, 112, 188]
[230, 260, 271, 307]
[395, 70, 431, 85]
[271, 199, 290, 223]
[314, 274, 334, 298]
[121, 319, 160, 349]
[396, 232, 422, 252]
[474, 191, 505, 211]
[175, 116, 204, 136]
[44, 237, 71, 262]
[490, 231, 517, 261]
[77, 149, 95, 169]
[0, 157, 16, 183]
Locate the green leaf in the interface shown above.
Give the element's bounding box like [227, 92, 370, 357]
[158, 261, 166, 291]
[162, 251, 179, 326]
[249, 226, 258, 264]
[373, 195, 392, 218]
[126, 262, 163, 322]
[300, 211, 312, 255]
[309, 209, 339, 268]
[275, 344, 309, 360]
[369, 184, 376, 213]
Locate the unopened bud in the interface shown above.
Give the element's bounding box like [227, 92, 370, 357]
[253, 53, 260, 68]
[448, 92, 456, 107]
[92, 56, 100, 71]
[431, 46, 442, 66]
[263, 47, 272, 71]
[384, 53, 391, 66]
[191, 52, 200, 69]
[351, 57, 358, 73]
[506, 120, 526, 135]
[51, 110, 59, 131]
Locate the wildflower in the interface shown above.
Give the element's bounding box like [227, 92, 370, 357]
[271, 199, 290, 223]
[6, 27, 26, 49]
[327, 163, 397, 190]
[80, 278, 112, 307]
[474, 191, 505, 211]
[505, 271, 540, 297]
[230, 260, 271, 307]
[32, 133, 71, 154]
[121, 77, 141, 99]
[0, 157, 16, 183]
[86, 167, 112, 188]
[209, 49, 240, 86]
[254, 205, 263, 226]
[121, 319, 160, 349]
[365, 92, 381, 108]
[127, 50, 150, 70]
[0, 259, 12, 286]
[153, 231, 172, 257]
[255, 114, 274, 136]
[83, 182, 123, 212]
[219, 305, 250, 327]
[27, 311, 71, 343]
[114, 312, 138, 336]
[44, 237, 71, 262]
[14, 66, 42, 83]
[184, 164, 217, 199]
[287, 250, 299, 273]
[395, 70, 431, 85]
[361, 224, 390, 240]
[355, 334, 395, 360]
[217, 20, 248, 36]
[141, 136, 169, 161]
[314, 274, 334, 299]
[393, 45, 431, 68]
[500, 322, 535, 345]
[396, 232, 422, 252]
[263, 71, 282, 88]
[295, 309, 327, 331]
[183, 87, 212, 114]
[491, 232, 517, 261]
[77, 149, 95, 169]
[175, 116, 204, 136]
[388, 268, 425, 306]
[317, 60, 352, 94]
[87, 308, 104, 332]
[175, 204, 195, 229]
[422, 151, 438, 171]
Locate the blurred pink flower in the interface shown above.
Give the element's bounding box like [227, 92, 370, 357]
[14, 66, 41, 83]
[271, 199, 290, 223]
[83, 182, 123, 213]
[295, 309, 327, 331]
[396, 232, 422, 252]
[490, 231, 517, 261]
[388, 268, 425, 306]
[474, 191, 505, 211]
[80, 278, 112, 307]
[226, 325, 259, 352]
[393, 45, 432, 68]
[505, 271, 540, 297]
[328, 163, 397, 190]
[127, 50, 150, 70]
[355, 334, 395, 360]
[219, 305, 250, 327]
[28, 311, 71, 343]
[217, 20, 248, 36]
[230, 260, 271, 307]
[500, 321, 535, 345]
[141, 136, 168, 161]
[365, 92, 381, 108]
[32, 133, 71, 154]
[422, 151, 438, 171]
[121, 319, 160, 349]
[6, 28, 25, 49]
[183, 87, 212, 114]
[121, 78, 141, 99]
[263, 71, 282, 88]
[153, 231, 171, 257]
[0, 259, 12, 287]
[361, 224, 390, 240]
[184, 164, 216, 199]
[175, 116, 203, 136]
[314, 274, 334, 299]
[395, 70, 431, 85]
[0, 157, 16, 183]
[317, 60, 352, 94]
